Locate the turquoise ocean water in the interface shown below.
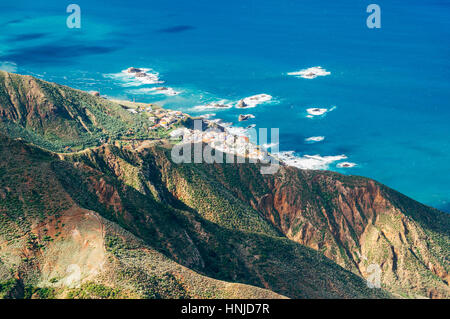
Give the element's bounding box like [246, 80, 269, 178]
[1, 0, 449, 211]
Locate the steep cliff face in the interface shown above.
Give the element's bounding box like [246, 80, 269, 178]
[256, 169, 449, 298]
[62, 141, 449, 298]
[147, 153, 449, 298]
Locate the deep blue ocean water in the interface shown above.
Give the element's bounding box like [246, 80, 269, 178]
[1, 0, 449, 212]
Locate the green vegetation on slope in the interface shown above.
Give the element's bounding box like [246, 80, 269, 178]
[0, 135, 390, 299]
[0, 71, 448, 299]
[0, 71, 168, 152]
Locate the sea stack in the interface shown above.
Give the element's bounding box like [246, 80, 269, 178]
[238, 114, 255, 122]
[237, 99, 248, 108]
[127, 67, 142, 73]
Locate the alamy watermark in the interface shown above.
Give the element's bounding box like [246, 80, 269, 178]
[66, 4, 380, 30]
[66, 4, 81, 29]
[367, 4, 381, 29]
[170, 120, 280, 174]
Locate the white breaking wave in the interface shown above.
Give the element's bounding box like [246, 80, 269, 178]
[225, 126, 251, 137]
[288, 66, 331, 79]
[127, 87, 180, 96]
[199, 113, 216, 119]
[236, 94, 273, 108]
[104, 68, 163, 87]
[193, 94, 273, 112]
[193, 100, 233, 111]
[305, 136, 325, 143]
[275, 151, 347, 170]
[262, 143, 279, 150]
[306, 106, 336, 118]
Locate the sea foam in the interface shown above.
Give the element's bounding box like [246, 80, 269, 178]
[104, 68, 163, 87]
[225, 126, 250, 136]
[237, 94, 273, 108]
[275, 151, 347, 170]
[288, 66, 330, 79]
[305, 136, 325, 143]
[306, 106, 336, 118]
[193, 100, 233, 111]
[127, 87, 180, 96]
[199, 113, 216, 119]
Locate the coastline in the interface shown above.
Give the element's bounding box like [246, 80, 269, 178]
[100, 66, 356, 172]
[104, 93, 356, 172]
